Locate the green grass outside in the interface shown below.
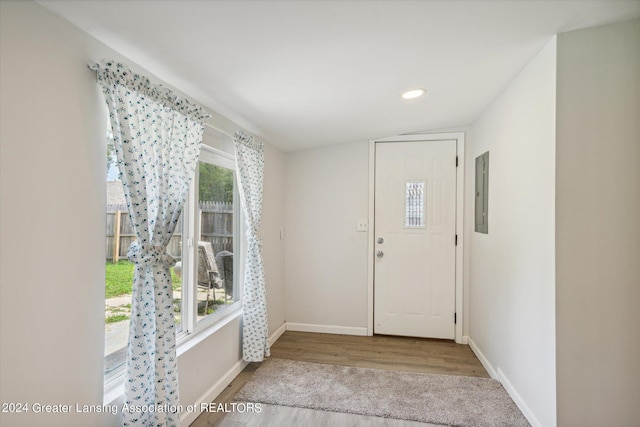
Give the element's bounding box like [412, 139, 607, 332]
[105, 314, 130, 324]
[105, 261, 134, 298]
[106, 260, 182, 298]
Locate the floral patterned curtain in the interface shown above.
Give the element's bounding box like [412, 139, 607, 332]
[90, 61, 208, 426]
[234, 131, 270, 362]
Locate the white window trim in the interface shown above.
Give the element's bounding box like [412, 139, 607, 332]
[104, 144, 246, 404]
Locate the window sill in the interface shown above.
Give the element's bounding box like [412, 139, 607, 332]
[177, 304, 242, 356]
[103, 306, 243, 406]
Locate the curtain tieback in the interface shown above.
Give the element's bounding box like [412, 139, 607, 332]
[127, 241, 176, 268]
[247, 227, 263, 248]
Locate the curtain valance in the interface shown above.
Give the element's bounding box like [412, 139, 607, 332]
[89, 60, 210, 122]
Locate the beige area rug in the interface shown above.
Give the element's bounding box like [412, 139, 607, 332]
[235, 358, 530, 427]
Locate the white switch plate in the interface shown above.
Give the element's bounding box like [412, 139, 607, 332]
[356, 218, 368, 232]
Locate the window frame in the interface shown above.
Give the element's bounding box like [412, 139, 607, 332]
[178, 145, 244, 339]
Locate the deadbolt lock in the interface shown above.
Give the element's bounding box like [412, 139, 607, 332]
[377, 237, 384, 244]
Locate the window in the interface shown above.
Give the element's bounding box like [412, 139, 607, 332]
[105, 131, 240, 380]
[179, 147, 241, 332]
[405, 181, 426, 228]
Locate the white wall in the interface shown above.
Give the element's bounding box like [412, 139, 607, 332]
[284, 142, 369, 333]
[0, 2, 108, 425]
[556, 19, 640, 427]
[466, 39, 557, 427]
[0, 2, 285, 426]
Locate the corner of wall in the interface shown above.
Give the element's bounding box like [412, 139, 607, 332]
[466, 37, 557, 427]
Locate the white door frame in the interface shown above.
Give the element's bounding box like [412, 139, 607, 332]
[367, 132, 465, 343]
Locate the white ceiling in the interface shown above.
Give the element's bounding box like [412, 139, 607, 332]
[41, 0, 640, 151]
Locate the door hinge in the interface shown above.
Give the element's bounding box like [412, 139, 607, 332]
[456, 156, 459, 167]
[454, 313, 457, 324]
[455, 234, 458, 246]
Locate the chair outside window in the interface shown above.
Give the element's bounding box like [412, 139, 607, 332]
[215, 251, 233, 302]
[197, 241, 221, 315]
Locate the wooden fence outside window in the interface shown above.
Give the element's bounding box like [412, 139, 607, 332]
[106, 201, 233, 263]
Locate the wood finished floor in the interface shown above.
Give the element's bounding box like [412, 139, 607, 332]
[190, 331, 489, 427]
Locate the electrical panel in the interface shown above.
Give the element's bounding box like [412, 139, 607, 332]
[475, 151, 489, 234]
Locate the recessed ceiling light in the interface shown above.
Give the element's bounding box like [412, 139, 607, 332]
[401, 89, 426, 99]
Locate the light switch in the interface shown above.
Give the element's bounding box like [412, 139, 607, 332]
[357, 218, 368, 232]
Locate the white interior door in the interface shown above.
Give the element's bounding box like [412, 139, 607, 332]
[374, 140, 457, 339]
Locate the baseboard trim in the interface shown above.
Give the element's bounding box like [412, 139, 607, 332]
[461, 334, 469, 345]
[180, 359, 248, 426]
[467, 337, 544, 427]
[467, 336, 498, 379]
[269, 323, 287, 346]
[496, 367, 543, 427]
[286, 322, 368, 336]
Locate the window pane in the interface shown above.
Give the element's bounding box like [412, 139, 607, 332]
[405, 181, 425, 228]
[105, 162, 129, 378]
[105, 124, 128, 376]
[196, 162, 235, 323]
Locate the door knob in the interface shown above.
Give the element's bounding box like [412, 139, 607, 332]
[376, 251, 384, 258]
[377, 237, 384, 244]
